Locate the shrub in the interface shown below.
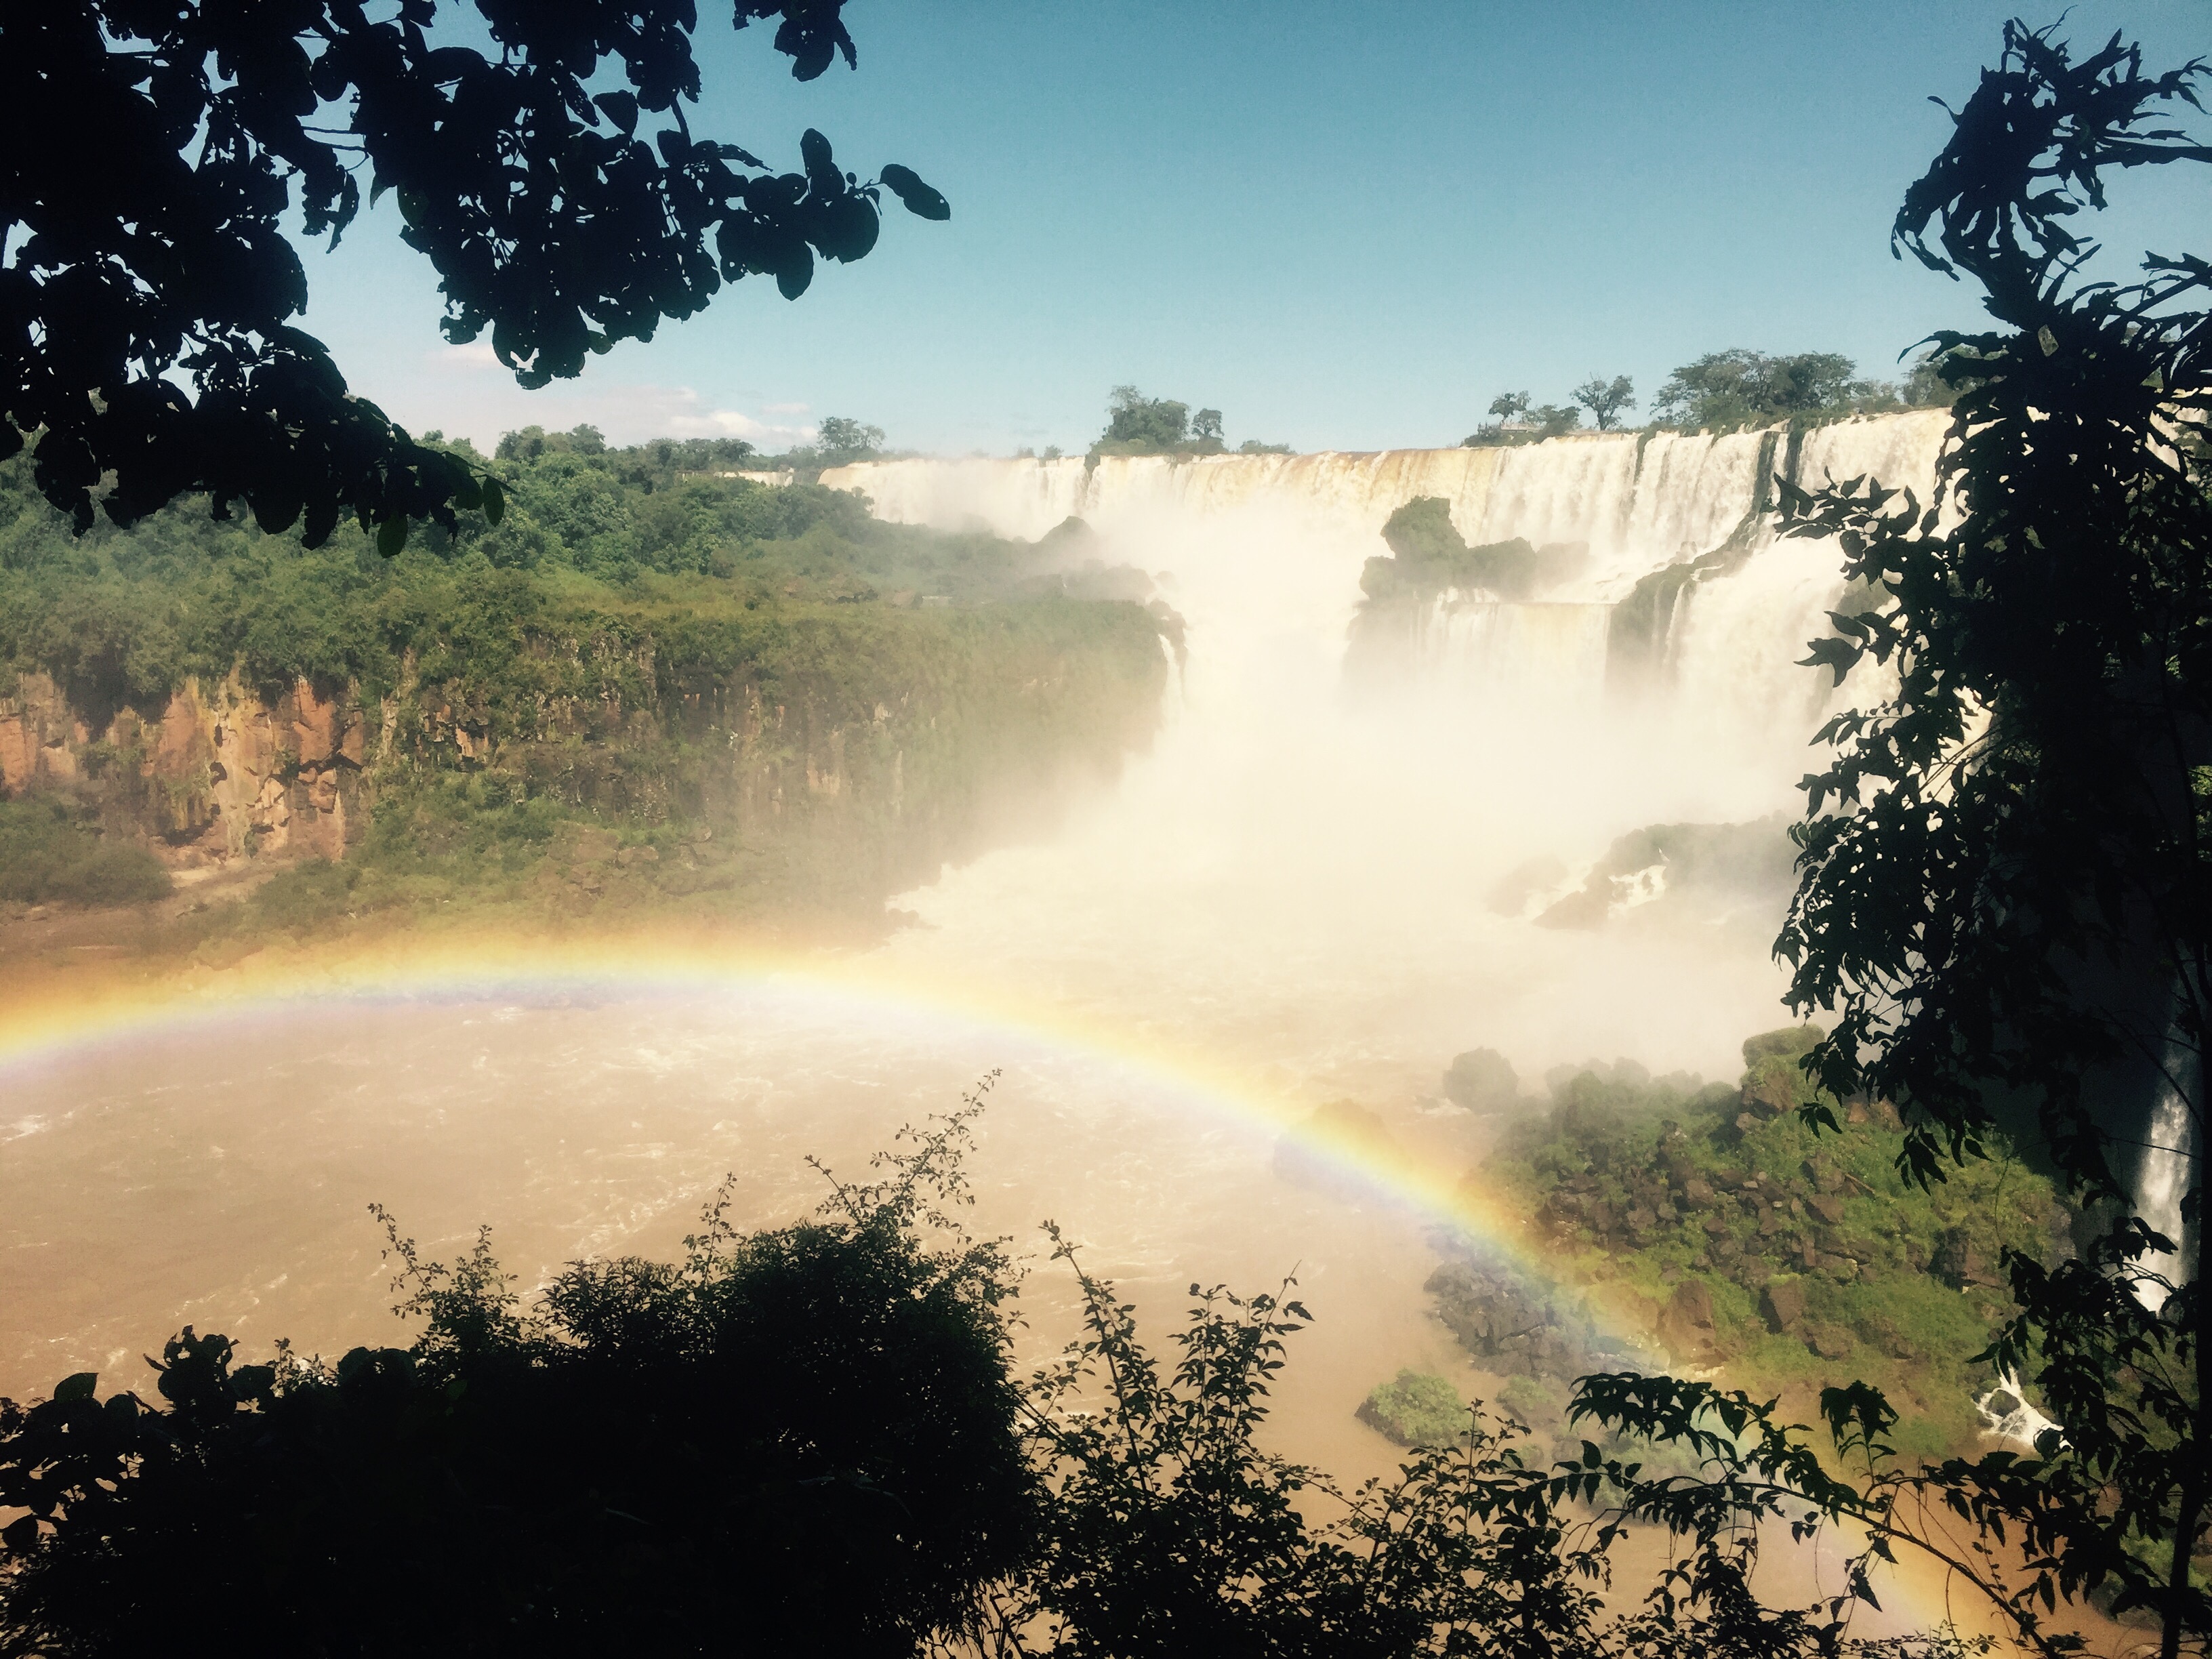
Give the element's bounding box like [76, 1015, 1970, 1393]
[0, 799, 170, 907]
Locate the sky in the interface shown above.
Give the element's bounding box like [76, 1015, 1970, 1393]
[298, 1, 2211, 458]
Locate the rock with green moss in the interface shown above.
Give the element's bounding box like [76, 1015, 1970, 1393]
[1357, 1370, 1471, 1447]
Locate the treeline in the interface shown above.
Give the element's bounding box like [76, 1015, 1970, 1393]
[1465, 347, 1963, 446]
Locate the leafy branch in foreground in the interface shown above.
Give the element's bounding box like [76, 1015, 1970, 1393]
[7, 1, 949, 545]
[1765, 19, 2209, 1658]
[962, 1233, 1969, 1658]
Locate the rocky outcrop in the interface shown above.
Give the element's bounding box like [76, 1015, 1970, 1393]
[0, 672, 365, 877]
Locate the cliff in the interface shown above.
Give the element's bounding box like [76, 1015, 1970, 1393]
[0, 670, 364, 877]
[0, 600, 1169, 926]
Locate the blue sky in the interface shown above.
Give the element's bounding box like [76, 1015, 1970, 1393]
[300, 1, 2209, 457]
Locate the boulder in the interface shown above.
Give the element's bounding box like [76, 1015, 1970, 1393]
[1760, 1279, 1807, 1334]
[1443, 1047, 1519, 1112]
[1808, 1194, 1847, 1226]
[1660, 1279, 1721, 1362]
[1805, 1320, 1856, 1360]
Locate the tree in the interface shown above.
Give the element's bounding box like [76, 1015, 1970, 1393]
[1531, 402, 1582, 437]
[0, 1101, 1031, 1656]
[1097, 386, 1191, 453]
[815, 416, 886, 466]
[1488, 390, 1532, 426]
[3, 3, 949, 550]
[1571, 375, 1636, 430]
[1749, 22, 2211, 1656]
[1653, 350, 1864, 429]
[1191, 407, 1224, 444]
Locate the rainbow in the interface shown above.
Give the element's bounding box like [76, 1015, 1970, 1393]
[0, 930, 1620, 1385]
[0, 930, 2010, 1641]
[0, 927, 1543, 1272]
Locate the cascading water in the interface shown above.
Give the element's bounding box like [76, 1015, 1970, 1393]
[829, 409, 1954, 1087]
[2137, 1030, 2201, 1300]
[5, 411, 1974, 1509]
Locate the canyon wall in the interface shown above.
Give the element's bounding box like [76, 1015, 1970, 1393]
[0, 671, 367, 877]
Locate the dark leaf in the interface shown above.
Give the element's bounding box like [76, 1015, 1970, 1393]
[878, 163, 950, 221]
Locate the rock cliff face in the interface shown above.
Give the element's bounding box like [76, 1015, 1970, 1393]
[0, 672, 365, 877]
[0, 604, 1167, 913]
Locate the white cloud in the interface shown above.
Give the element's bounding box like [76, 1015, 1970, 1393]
[347, 343, 816, 450]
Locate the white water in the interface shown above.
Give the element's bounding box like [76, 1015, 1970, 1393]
[833, 411, 1952, 1088]
[2137, 1029, 2200, 1303]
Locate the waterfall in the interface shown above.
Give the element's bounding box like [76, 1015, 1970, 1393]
[825, 413, 1956, 1090]
[2137, 1030, 2200, 1301]
[825, 408, 1952, 757]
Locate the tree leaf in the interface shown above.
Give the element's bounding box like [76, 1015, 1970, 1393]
[800, 128, 841, 198]
[878, 164, 950, 221]
[594, 91, 639, 136]
[377, 516, 409, 556]
[52, 1372, 98, 1403]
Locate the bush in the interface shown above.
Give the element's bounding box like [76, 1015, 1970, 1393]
[0, 1112, 1029, 1658]
[0, 798, 170, 907]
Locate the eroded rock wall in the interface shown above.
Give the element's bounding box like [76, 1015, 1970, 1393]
[0, 672, 366, 876]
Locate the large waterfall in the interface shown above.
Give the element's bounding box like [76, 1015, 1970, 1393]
[829, 411, 1954, 1092]
[825, 410, 1948, 752]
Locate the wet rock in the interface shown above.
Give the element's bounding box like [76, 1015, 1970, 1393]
[1426, 1258, 1603, 1382]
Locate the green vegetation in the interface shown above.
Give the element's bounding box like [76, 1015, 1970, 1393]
[0, 800, 170, 907]
[1469, 348, 1961, 447]
[0, 441, 1172, 939]
[1650, 347, 1962, 432]
[2, 1105, 2004, 1656]
[14, 2, 943, 549]
[1358, 497, 1584, 606]
[1088, 386, 1287, 459]
[1571, 375, 1637, 430]
[1474, 1025, 2070, 1453]
[1357, 1369, 1470, 1447]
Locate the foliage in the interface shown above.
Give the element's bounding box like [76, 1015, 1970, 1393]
[1600, 21, 2212, 1657]
[0, 445, 1171, 933]
[1092, 386, 1233, 458]
[817, 417, 888, 467]
[0, 798, 170, 907]
[1359, 1370, 1472, 1448]
[5, 1, 947, 544]
[1478, 1029, 2069, 1452]
[1359, 497, 1583, 605]
[0, 1099, 1030, 1658]
[1652, 350, 1885, 430]
[974, 1229, 1987, 1656]
[1572, 375, 1637, 430]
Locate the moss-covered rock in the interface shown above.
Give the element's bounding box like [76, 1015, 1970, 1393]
[1357, 1370, 1471, 1447]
